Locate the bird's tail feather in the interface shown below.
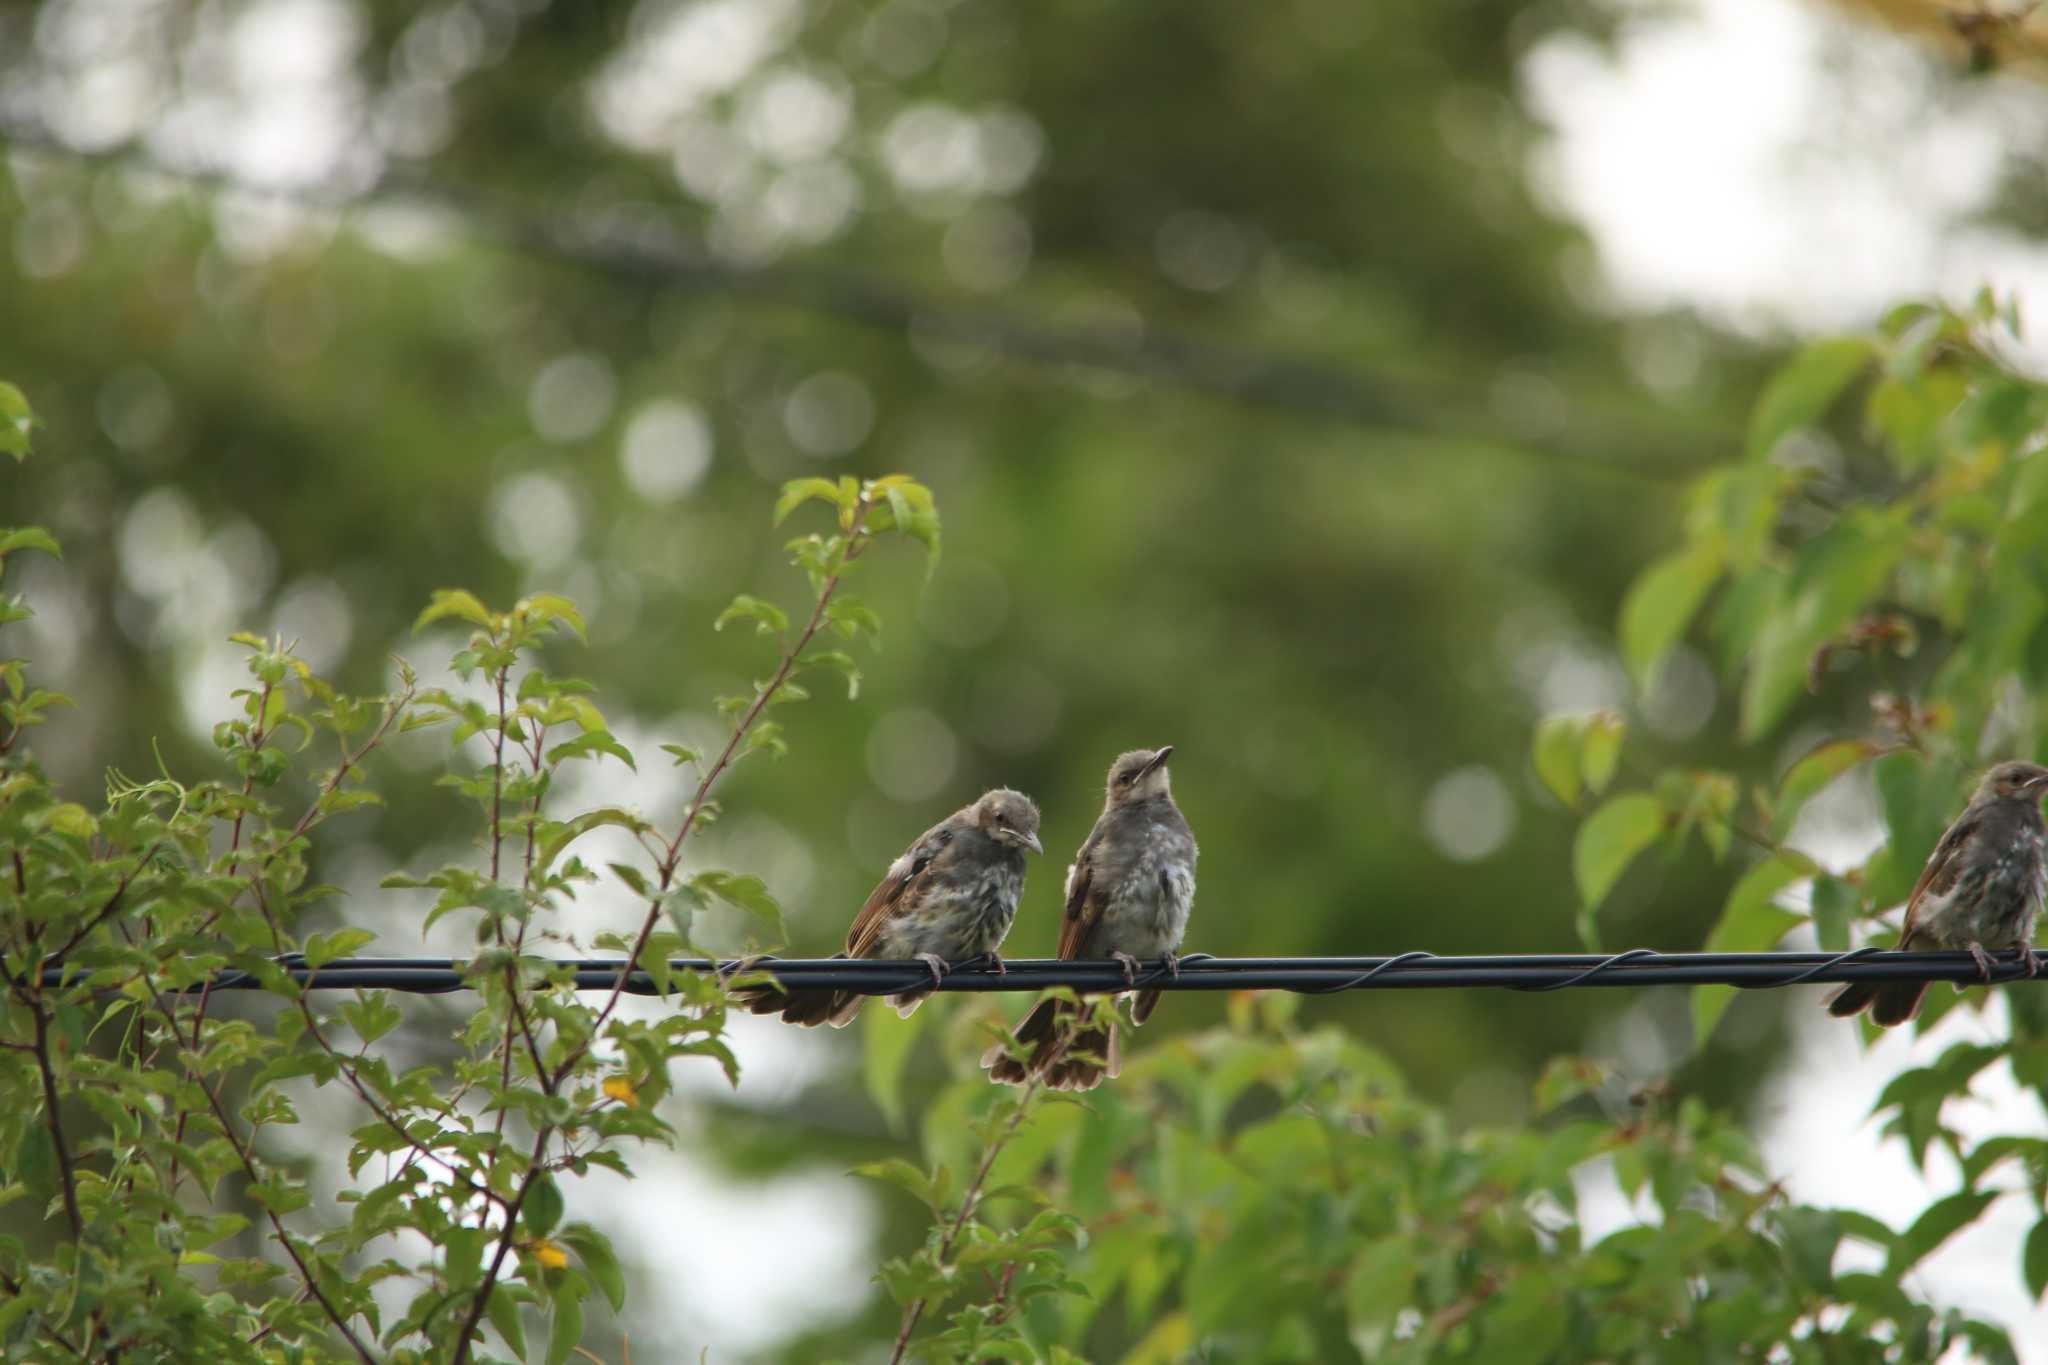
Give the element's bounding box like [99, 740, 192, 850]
[1044, 1015, 1118, 1091]
[1824, 933, 1928, 1028]
[1131, 986, 1163, 1027]
[1824, 980, 1928, 1027]
[732, 954, 864, 1028]
[982, 997, 1066, 1085]
[733, 983, 863, 1028]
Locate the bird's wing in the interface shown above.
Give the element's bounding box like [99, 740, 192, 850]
[1898, 812, 1979, 945]
[1056, 828, 1104, 961]
[845, 824, 953, 958]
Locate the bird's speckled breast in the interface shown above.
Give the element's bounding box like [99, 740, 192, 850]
[1087, 807, 1198, 960]
[874, 836, 1026, 962]
[1924, 826, 2047, 952]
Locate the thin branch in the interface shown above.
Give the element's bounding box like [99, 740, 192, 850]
[281, 683, 417, 850]
[27, 999, 83, 1240]
[448, 1125, 552, 1365]
[488, 665, 509, 886]
[577, 500, 874, 1058]
[178, 1050, 378, 1365]
[224, 680, 275, 883]
[0, 1268, 87, 1359]
[890, 1082, 1041, 1363]
[44, 844, 159, 965]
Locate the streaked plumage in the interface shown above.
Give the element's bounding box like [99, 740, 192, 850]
[1827, 760, 2048, 1027]
[737, 788, 1042, 1027]
[985, 747, 1196, 1090]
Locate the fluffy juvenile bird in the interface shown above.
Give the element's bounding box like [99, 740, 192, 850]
[1827, 759, 2048, 1027]
[736, 788, 1042, 1027]
[984, 746, 1196, 1090]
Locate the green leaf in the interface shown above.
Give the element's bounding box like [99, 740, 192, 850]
[304, 927, 377, 970]
[1342, 1237, 1415, 1356]
[527, 1174, 564, 1238]
[1810, 875, 1859, 953]
[1581, 711, 1625, 796]
[1747, 336, 1875, 463]
[1865, 752, 1964, 908]
[773, 477, 845, 526]
[546, 730, 637, 769]
[863, 1004, 928, 1133]
[1532, 1057, 1607, 1116]
[1889, 1190, 1999, 1277]
[689, 870, 786, 948]
[0, 381, 32, 459]
[1776, 1208, 1844, 1290]
[715, 593, 790, 636]
[1480, 1268, 1568, 1365]
[1532, 715, 1584, 808]
[15, 1124, 54, 1193]
[533, 807, 652, 875]
[1740, 513, 1904, 740]
[0, 528, 61, 560]
[486, 1284, 528, 1359]
[560, 1224, 626, 1313]
[2026, 1218, 2048, 1301]
[804, 649, 863, 700]
[521, 592, 587, 640]
[1693, 854, 1810, 1044]
[824, 599, 883, 643]
[1573, 793, 1665, 912]
[873, 477, 941, 563]
[414, 589, 495, 633]
[545, 1291, 583, 1365]
[1774, 738, 1880, 839]
[1618, 545, 1722, 692]
[42, 802, 95, 839]
[850, 1158, 942, 1213]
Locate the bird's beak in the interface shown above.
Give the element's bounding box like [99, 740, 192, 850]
[1140, 745, 1174, 778]
[1022, 830, 1044, 855]
[2028, 772, 2048, 794]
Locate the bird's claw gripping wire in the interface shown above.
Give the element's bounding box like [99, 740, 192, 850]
[1129, 950, 1212, 989]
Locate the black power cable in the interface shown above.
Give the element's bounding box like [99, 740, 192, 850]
[42, 948, 2045, 997]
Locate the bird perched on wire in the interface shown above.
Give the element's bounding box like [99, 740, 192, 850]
[735, 788, 1042, 1027]
[984, 747, 1196, 1090]
[1827, 759, 2048, 1027]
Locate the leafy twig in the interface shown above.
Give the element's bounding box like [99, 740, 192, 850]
[176, 1037, 379, 1365]
[587, 497, 873, 1048]
[890, 1082, 1041, 1364]
[26, 995, 82, 1240]
[448, 1125, 552, 1365]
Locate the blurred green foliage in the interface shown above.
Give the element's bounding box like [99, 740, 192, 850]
[6, 0, 2048, 1357]
[1539, 296, 2048, 1352]
[0, 0, 1756, 1111]
[867, 996, 2017, 1362]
